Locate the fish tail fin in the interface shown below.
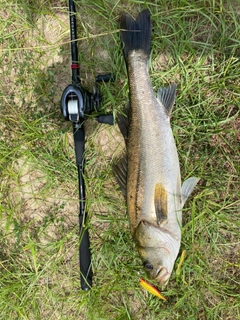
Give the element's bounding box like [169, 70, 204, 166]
[119, 9, 151, 61]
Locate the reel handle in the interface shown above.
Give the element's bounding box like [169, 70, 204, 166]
[96, 115, 114, 125]
[96, 73, 115, 83]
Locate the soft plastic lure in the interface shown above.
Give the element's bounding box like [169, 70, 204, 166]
[176, 250, 187, 276]
[139, 278, 167, 301]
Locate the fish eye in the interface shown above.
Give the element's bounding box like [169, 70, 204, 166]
[144, 262, 153, 270]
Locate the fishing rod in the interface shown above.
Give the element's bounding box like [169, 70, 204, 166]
[61, 0, 114, 290]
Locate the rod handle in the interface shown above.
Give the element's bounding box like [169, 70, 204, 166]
[79, 215, 93, 290]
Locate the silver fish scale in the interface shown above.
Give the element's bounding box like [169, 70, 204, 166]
[126, 50, 182, 240]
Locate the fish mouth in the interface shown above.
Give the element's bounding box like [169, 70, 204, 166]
[155, 267, 170, 285]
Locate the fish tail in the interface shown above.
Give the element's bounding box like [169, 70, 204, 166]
[119, 9, 151, 61]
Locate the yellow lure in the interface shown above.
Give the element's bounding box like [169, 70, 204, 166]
[139, 278, 167, 301]
[176, 250, 187, 276]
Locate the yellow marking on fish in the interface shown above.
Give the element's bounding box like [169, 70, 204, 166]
[139, 278, 167, 301]
[154, 183, 168, 226]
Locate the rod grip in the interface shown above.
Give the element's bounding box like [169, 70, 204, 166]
[79, 215, 93, 290]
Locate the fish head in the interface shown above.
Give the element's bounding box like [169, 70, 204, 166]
[134, 220, 180, 286]
[138, 246, 173, 286]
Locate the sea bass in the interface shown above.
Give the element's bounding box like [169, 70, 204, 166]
[116, 9, 199, 285]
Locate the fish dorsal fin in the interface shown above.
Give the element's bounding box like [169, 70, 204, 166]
[157, 84, 176, 115]
[112, 155, 128, 197]
[154, 183, 168, 226]
[181, 177, 200, 208]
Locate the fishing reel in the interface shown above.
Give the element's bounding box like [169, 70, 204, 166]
[61, 73, 114, 125]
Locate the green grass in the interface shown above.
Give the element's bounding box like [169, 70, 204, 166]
[0, 0, 239, 319]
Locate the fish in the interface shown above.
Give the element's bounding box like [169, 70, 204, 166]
[115, 9, 200, 286]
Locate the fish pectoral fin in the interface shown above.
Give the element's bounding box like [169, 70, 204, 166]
[154, 183, 168, 226]
[112, 155, 128, 198]
[116, 103, 129, 144]
[181, 177, 200, 207]
[157, 84, 176, 115]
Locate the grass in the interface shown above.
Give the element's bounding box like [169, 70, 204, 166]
[0, 0, 239, 319]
